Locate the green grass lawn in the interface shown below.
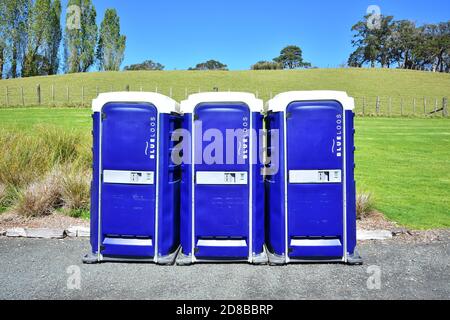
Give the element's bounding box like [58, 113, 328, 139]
[0, 68, 449, 115]
[0, 108, 449, 229]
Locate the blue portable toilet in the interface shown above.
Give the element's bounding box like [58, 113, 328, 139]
[265, 91, 362, 264]
[83, 92, 182, 264]
[177, 92, 267, 264]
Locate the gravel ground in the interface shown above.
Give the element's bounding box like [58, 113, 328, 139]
[0, 212, 89, 230]
[0, 238, 448, 300]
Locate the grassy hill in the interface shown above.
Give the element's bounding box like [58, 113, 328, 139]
[0, 68, 449, 114]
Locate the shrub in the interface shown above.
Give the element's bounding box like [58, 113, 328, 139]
[15, 168, 63, 217]
[0, 184, 7, 210]
[0, 127, 88, 188]
[356, 192, 374, 219]
[61, 164, 91, 213]
[0, 183, 19, 210]
[251, 61, 283, 70]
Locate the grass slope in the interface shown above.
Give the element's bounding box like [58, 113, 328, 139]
[0, 108, 449, 229]
[0, 68, 449, 114]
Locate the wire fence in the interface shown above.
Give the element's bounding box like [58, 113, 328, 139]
[0, 83, 448, 117]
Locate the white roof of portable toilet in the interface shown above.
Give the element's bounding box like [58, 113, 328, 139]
[266, 91, 355, 112]
[180, 92, 264, 113]
[92, 92, 180, 113]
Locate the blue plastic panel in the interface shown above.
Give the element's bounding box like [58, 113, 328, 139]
[100, 102, 157, 257]
[264, 112, 286, 256]
[193, 103, 250, 258]
[345, 110, 357, 255]
[286, 101, 344, 257]
[157, 113, 182, 257]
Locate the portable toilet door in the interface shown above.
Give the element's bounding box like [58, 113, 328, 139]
[265, 91, 362, 265]
[83, 92, 182, 264]
[177, 92, 267, 264]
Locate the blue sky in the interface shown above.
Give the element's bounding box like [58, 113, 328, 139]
[62, 0, 450, 70]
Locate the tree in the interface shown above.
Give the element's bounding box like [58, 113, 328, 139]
[374, 15, 396, 68]
[350, 17, 381, 68]
[22, 0, 61, 77]
[251, 60, 283, 70]
[96, 8, 126, 71]
[0, 0, 29, 78]
[273, 45, 311, 69]
[64, 0, 97, 73]
[421, 22, 450, 72]
[22, 0, 52, 77]
[189, 60, 228, 70]
[124, 60, 164, 71]
[0, 12, 5, 79]
[347, 47, 365, 68]
[389, 20, 419, 69]
[0, 43, 4, 79]
[46, 0, 62, 75]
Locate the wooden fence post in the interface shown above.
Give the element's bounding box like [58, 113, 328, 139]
[435, 98, 438, 113]
[362, 97, 366, 116]
[443, 97, 448, 117]
[66, 86, 70, 104]
[376, 96, 380, 115]
[21, 87, 24, 106]
[155, 86, 158, 93]
[413, 98, 416, 115]
[401, 98, 404, 116]
[389, 97, 392, 116]
[96, 86, 99, 97]
[81, 86, 85, 107]
[169, 87, 173, 98]
[185, 87, 188, 98]
[125, 85, 130, 91]
[36, 84, 41, 105]
[51, 84, 55, 105]
[5, 86, 9, 107]
[423, 97, 427, 116]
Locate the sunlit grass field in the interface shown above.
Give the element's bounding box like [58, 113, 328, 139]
[0, 108, 448, 228]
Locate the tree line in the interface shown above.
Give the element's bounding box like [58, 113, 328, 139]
[349, 14, 450, 72]
[0, 0, 126, 79]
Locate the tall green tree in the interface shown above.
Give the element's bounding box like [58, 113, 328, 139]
[0, 0, 29, 78]
[0, 10, 6, 79]
[0, 43, 4, 79]
[64, 0, 97, 73]
[390, 20, 419, 69]
[46, 0, 62, 75]
[22, 0, 52, 77]
[350, 17, 380, 68]
[96, 9, 126, 71]
[273, 45, 311, 69]
[421, 22, 450, 72]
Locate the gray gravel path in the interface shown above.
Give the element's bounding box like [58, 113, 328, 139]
[0, 238, 448, 300]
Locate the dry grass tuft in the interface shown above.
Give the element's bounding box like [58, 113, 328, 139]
[356, 192, 375, 219]
[61, 164, 90, 215]
[0, 184, 7, 208]
[15, 168, 64, 218]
